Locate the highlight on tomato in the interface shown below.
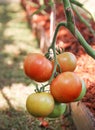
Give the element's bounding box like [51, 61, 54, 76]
[26, 92, 54, 117]
[48, 101, 67, 118]
[57, 52, 77, 72]
[50, 72, 82, 103]
[24, 53, 53, 82]
[74, 79, 87, 101]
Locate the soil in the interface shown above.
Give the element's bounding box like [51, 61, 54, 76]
[21, 0, 95, 118]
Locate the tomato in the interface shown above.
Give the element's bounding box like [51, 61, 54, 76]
[38, 117, 49, 127]
[40, 120, 49, 127]
[48, 101, 67, 118]
[26, 92, 54, 117]
[50, 72, 82, 103]
[57, 52, 77, 72]
[75, 79, 87, 101]
[24, 53, 53, 82]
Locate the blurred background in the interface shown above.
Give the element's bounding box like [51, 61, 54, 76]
[0, 0, 95, 130]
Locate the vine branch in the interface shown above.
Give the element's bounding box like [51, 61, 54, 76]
[48, 22, 67, 84]
[34, 0, 95, 92]
[72, 5, 95, 37]
[70, 0, 94, 21]
[63, 0, 75, 34]
[62, 0, 95, 59]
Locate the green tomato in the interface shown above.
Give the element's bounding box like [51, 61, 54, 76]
[26, 92, 54, 117]
[75, 79, 87, 101]
[48, 102, 67, 118]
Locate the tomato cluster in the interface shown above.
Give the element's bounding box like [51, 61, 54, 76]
[24, 52, 86, 118]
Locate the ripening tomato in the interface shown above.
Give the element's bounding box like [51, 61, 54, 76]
[50, 72, 82, 103]
[74, 79, 87, 101]
[26, 92, 54, 117]
[57, 52, 77, 72]
[48, 101, 67, 118]
[24, 53, 53, 82]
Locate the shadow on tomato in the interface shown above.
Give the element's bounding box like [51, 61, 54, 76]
[48, 101, 67, 118]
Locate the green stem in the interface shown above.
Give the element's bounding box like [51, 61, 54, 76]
[70, 0, 83, 7]
[35, 84, 41, 93]
[72, 5, 95, 37]
[48, 22, 67, 84]
[82, 6, 95, 21]
[62, 0, 75, 34]
[49, 22, 67, 48]
[40, 83, 49, 92]
[75, 28, 95, 59]
[70, 0, 94, 21]
[41, 22, 67, 91]
[62, 0, 95, 59]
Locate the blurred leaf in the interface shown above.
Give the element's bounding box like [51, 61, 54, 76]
[31, 5, 46, 16]
[31, 0, 55, 17]
[48, 0, 54, 7]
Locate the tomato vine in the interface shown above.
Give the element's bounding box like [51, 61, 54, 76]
[23, 0, 93, 125]
[39, 0, 95, 91]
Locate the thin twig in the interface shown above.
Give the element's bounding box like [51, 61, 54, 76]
[62, 0, 95, 59]
[72, 5, 95, 37]
[70, 0, 94, 21]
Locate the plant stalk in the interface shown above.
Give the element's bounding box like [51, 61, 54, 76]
[62, 0, 75, 34]
[48, 22, 67, 84]
[62, 0, 95, 59]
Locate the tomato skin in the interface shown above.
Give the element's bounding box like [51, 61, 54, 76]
[24, 53, 53, 82]
[26, 92, 54, 117]
[38, 117, 49, 127]
[40, 120, 49, 127]
[57, 52, 77, 72]
[50, 72, 82, 103]
[48, 102, 67, 118]
[74, 79, 87, 101]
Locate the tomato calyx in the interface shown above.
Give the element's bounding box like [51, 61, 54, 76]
[55, 45, 65, 55]
[34, 82, 50, 93]
[45, 50, 53, 61]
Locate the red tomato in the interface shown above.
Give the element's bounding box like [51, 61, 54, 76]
[50, 72, 82, 103]
[57, 52, 77, 72]
[24, 53, 53, 82]
[26, 92, 54, 117]
[38, 118, 49, 127]
[40, 120, 49, 127]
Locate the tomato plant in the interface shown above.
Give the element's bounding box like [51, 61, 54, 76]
[22, 0, 93, 125]
[57, 52, 77, 72]
[50, 72, 82, 103]
[48, 101, 67, 118]
[26, 92, 54, 117]
[24, 53, 53, 82]
[75, 79, 87, 101]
